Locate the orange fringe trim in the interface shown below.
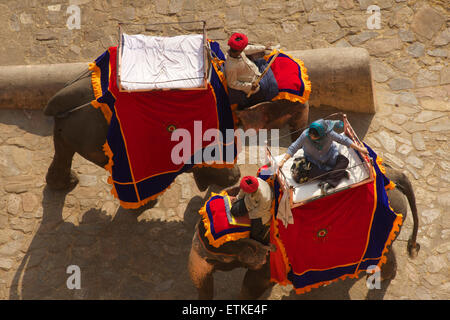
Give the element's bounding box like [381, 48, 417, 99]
[265, 49, 312, 105]
[270, 215, 292, 286]
[102, 142, 168, 209]
[377, 213, 403, 267]
[264, 176, 291, 285]
[198, 191, 250, 248]
[375, 154, 397, 191]
[89, 62, 112, 124]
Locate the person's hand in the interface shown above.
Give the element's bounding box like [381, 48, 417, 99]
[251, 82, 259, 91]
[278, 159, 286, 168]
[359, 146, 369, 155]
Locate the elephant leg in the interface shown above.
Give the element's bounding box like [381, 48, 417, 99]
[380, 249, 397, 281]
[45, 125, 79, 191]
[188, 245, 215, 300]
[365, 250, 396, 300]
[239, 264, 273, 299]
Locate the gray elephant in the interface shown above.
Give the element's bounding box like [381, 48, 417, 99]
[188, 164, 420, 299]
[43, 68, 308, 196]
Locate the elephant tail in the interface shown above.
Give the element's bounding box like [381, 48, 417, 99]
[389, 168, 420, 258]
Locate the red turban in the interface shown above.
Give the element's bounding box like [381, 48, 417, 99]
[228, 33, 248, 51]
[240, 176, 259, 194]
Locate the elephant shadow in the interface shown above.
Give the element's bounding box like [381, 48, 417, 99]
[278, 276, 394, 300]
[9, 184, 248, 300]
[9, 187, 201, 299]
[0, 109, 53, 137]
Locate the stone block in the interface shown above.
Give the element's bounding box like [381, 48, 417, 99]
[441, 67, 450, 85]
[398, 29, 415, 42]
[307, 11, 332, 23]
[416, 69, 440, 88]
[302, 0, 314, 12]
[377, 131, 396, 153]
[433, 28, 450, 46]
[388, 78, 414, 90]
[414, 110, 446, 123]
[242, 5, 259, 24]
[316, 20, 340, 34]
[339, 0, 354, 9]
[366, 37, 402, 57]
[348, 31, 378, 46]
[427, 49, 448, 58]
[410, 7, 445, 40]
[407, 42, 425, 58]
[370, 60, 395, 82]
[388, 5, 413, 28]
[406, 155, 424, 169]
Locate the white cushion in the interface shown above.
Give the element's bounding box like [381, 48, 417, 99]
[119, 33, 205, 91]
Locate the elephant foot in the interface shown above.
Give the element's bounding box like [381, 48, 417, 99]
[407, 238, 420, 258]
[46, 169, 79, 191]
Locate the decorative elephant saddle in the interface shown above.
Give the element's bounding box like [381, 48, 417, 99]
[199, 191, 251, 248]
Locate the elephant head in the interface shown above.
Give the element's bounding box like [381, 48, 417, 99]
[235, 238, 276, 270]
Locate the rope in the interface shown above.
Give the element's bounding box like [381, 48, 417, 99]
[265, 112, 345, 142]
[62, 68, 91, 88]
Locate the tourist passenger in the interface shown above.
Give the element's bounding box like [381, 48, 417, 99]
[278, 119, 369, 194]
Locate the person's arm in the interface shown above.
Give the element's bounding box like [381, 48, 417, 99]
[225, 61, 253, 93]
[279, 133, 305, 168]
[350, 143, 369, 155]
[244, 44, 267, 55]
[236, 189, 245, 200]
[329, 131, 369, 155]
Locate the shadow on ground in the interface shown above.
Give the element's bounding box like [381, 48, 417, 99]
[9, 185, 247, 300]
[278, 276, 393, 300]
[0, 109, 53, 137]
[9, 186, 196, 299]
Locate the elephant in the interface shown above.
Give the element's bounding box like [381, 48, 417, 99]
[43, 67, 308, 197]
[188, 164, 420, 300]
